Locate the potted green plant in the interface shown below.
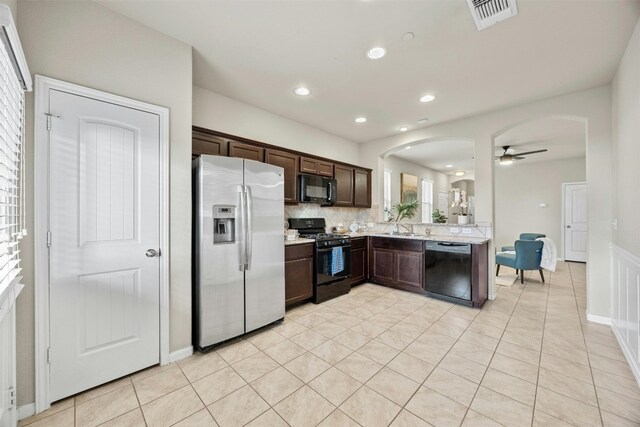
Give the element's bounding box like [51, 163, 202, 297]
[387, 200, 418, 234]
[432, 209, 447, 224]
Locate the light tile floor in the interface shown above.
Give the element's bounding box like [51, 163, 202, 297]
[20, 262, 640, 427]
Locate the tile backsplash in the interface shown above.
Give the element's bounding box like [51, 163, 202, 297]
[285, 204, 380, 230]
[284, 204, 493, 241]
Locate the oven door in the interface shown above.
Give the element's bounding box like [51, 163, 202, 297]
[299, 174, 336, 205]
[316, 245, 351, 285]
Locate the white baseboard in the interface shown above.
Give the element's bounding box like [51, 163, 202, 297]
[612, 323, 640, 387]
[18, 403, 35, 420]
[169, 346, 193, 363]
[586, 313, 611, 325]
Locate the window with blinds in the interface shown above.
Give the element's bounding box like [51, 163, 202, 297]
[0, 29, 26, 299]
[421, 179, 433, 223]
[383, 168, 392, 220]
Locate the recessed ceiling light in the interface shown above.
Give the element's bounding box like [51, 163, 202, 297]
[402, 32, 415, 41]
[420, 94, 436, 103]
[293, 87, 311, 96]
[354, 117, 367, 123]
[455, 171, 465, 176]
[367, 47, 386, 59]
[417, 118, 429, 124]
[405, 146, 412, 150]
[445, 164, 453, 168]
[399, 126, 408, 132]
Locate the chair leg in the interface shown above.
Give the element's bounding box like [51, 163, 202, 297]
[496, 265, 501, 276]
[516, 269, 519, 275]
[539, 269, 545, 283]
[520, 270, 524, 284]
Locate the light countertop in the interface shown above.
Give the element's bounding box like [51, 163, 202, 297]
[348, 232, 490, 245]
[284, 237, 315, 246]
[283, 233, 489, 245]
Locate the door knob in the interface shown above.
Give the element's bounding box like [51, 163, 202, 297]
[566, 225, 571, 229]
[145, 249, 159, 257]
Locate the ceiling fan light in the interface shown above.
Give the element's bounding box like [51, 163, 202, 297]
[500, 158, 513, 166]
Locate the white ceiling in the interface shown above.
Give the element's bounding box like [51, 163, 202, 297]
[389, 139, 475, 174]
[99, 0, 639, 143]
[495, 117, 586, 165]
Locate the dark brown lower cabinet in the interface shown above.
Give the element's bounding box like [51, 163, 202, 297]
[471, 242, 489, 307]
[368, 237, 424, 294]
[285, 243, 314, 307]
[350, 237, 368, 286]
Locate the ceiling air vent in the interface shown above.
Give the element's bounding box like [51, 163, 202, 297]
[467, 0, 518, 31]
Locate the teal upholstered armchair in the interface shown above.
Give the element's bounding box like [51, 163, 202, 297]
[496, 240, 545, 284]
[500, 233, 546, 252]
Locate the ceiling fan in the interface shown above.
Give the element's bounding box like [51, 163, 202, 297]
[496, 145, 547, 165]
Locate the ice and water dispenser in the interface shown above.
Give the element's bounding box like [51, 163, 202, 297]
[213, 205, 236, 244]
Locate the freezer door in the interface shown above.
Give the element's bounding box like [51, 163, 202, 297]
[195, 155, 246, 348]
[243, 160, 286, 332]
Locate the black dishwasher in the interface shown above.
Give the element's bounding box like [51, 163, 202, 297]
[424, 241, 472, 306]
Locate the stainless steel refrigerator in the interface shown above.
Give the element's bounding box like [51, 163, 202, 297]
[193, 155, 285, 349]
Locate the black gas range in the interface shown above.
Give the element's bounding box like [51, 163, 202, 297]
[288, 218, 351, 303]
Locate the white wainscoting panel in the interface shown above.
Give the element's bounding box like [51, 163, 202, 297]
[610, 244, 640, 385]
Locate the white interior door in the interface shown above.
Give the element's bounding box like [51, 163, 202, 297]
[48, 89, 161, 401]
[564, 182, 588, 262]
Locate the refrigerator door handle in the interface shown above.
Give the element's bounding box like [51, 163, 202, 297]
[245, 185, 253, 270]
[238, 185, 246, 271]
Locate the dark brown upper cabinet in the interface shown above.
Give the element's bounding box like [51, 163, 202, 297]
[228, 141, 265, 162]
[334, 164, 354, 206]
[300, 157, 319, 174]
[192, 131, 229, 157]
[354, 168, 371, 208]
[299, 157, 334, 178]
[192, 127, 372, 208]
[317, 161, 334, 177]
[265, 149, 299, 204]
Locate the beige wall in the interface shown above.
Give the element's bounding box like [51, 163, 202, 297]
[360, 86, 613, 317]
[612, 17, 640, 259]
[193, 86, 361, 165]
[16, 1, 193, 405]
[495, 157, 586, 256]
[2, 0, 16, 18]
[383, 155, 449, 222]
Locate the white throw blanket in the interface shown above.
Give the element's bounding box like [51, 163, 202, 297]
[537, 237, 557, 272]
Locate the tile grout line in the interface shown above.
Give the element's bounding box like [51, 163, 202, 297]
[530, 266, 551, 427]
[568, 261, 606, 427]
[457, 274, 528, 426]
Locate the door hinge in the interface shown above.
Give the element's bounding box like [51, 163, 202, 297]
[8, 387, 15, 408]
[44, 113, 60, 131]
[47, 347, 52, 364]
[46, 231, 51, 247]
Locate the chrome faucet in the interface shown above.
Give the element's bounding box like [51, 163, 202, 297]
[400, 223, 414, 234]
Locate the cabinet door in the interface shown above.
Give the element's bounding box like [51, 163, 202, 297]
[192, 131, 228, 157]
[299, 157, 318, 174]
[334, 165, 354, 206]
[396, 251, 424, 293]
[285, 257, 313, 307]
[370, 247, 395, 285]
[265, 149, 298, 204]
[354, 168, 371, 207]
[350, 248, 367, 285]
[318, 161, 334, 177]
[229, 141, 265, 162]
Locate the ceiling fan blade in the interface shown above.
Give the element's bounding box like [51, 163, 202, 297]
[513, 156, 526, 160]
[515, 149, 548, 156]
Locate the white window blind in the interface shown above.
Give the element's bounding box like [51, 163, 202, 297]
[421, 179, 433, 223]
[0, 29, 26, 299]
[383, 168, 392, 220]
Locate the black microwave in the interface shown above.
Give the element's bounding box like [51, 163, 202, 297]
[299, 174, 337, 205]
